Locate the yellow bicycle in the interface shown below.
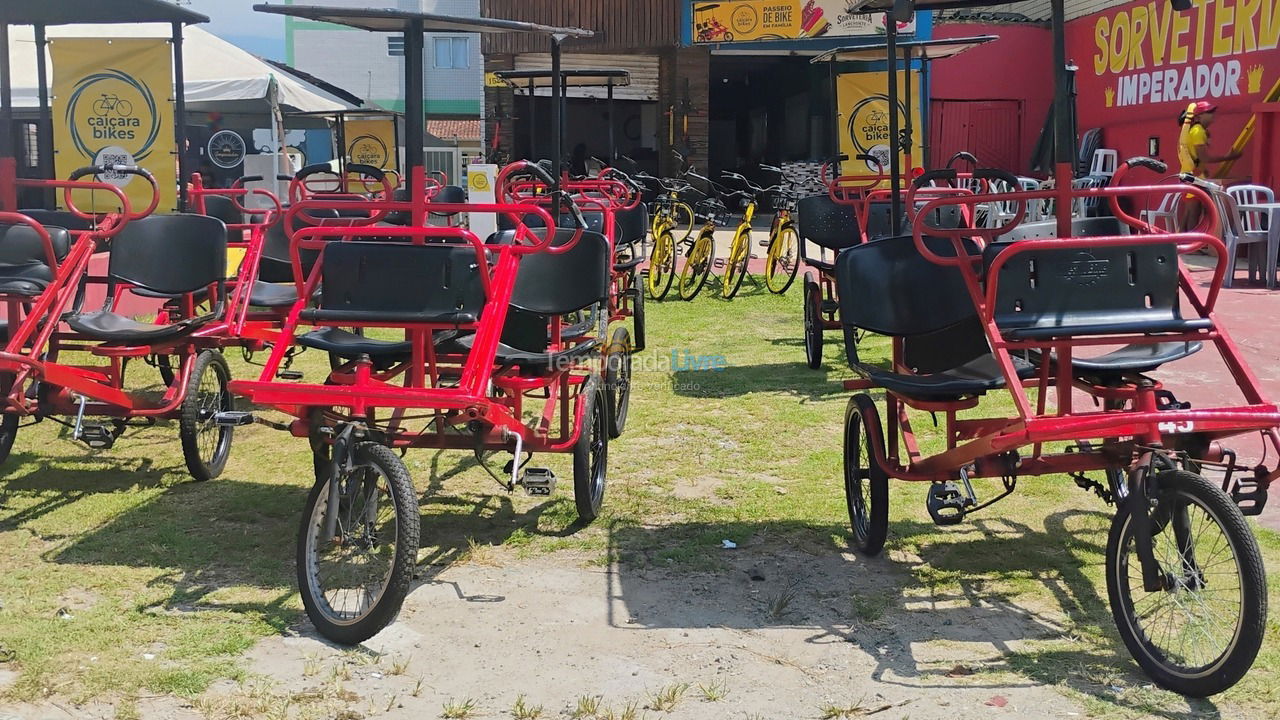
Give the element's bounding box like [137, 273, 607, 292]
[720, 171, 786, 299]
[677, 195, 728, 301]
[759, 165, 801, 294]
[637, 173, 695, 300]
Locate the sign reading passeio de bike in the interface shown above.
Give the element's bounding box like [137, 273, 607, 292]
[51, 37, 176, 212]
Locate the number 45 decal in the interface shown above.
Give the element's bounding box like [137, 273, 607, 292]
[1158, 420, 1195, 434]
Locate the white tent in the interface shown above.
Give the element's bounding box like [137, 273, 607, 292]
[5, 23, 359, 114]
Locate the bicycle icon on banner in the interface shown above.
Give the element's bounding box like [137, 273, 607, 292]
[92, 93, 133, 117]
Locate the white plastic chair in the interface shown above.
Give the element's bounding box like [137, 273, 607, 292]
[1142, 190, 1182, 232]
[1216, 190, 1263, 288]
[1227, 184, 1275, 287]
[1072, 176, 1106, 218]
[1089, 149, 1119, 178]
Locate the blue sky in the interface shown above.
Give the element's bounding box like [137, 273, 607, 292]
[185, 0, 286, 60]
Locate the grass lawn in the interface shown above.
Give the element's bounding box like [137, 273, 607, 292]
[0, 281, 1277, 719]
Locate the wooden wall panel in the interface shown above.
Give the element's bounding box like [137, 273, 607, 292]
[482, 0, 682, 54]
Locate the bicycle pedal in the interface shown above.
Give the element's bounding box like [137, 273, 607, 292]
[758, 239, 771, 247]
[926, 481, 971, 526]
[276, 369, 304, 380]
[712, 259, 726, 269]
[78, 424, 115, 450]
[1230, 478, 1268, 516]
[212, 411, 255, 427]
[516, 467, 557, 496]
[820, 299, 840, 315]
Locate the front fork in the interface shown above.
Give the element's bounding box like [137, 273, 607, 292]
[1125, 451, 1197, 592]
[324, 423, 358, 542]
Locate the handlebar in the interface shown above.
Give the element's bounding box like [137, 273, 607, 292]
[947, 151, 979, 170]
[68, 164, 158, 220]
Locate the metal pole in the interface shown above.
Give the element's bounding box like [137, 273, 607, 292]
[921, 57, 931, 169]
[336, 111, 347, 180]
[173, 22, 188, 211]
[1051, 0, 1073, 238]
[607, 79, 615, 162]
[886, 20, 902, 236]
[405, 20, 426, 225]
[828, 59, 839, 171]
[902, 46, 913, 174]
[551, 37, 562, 190]
[35, 25, 53, 206]
[527, 79, 536, 159]
[0, 23, 14, 211]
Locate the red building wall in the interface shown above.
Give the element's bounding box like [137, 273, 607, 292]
[1066, 0, 1280, 184]
[930, 22, 1055, 174]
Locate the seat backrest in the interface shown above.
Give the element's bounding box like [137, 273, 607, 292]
[835, 234, 978, 338]
[199, 194, 245, 243]
[797, 194, 860, 250]
[109, 214, 227, 295]
[1227, 184, 1274, 233]
[494, 229, 611, 316]
[614, 204, 649, 245]
[16, 209, 95, 234]
[863, 202, 902, 241]
[257, 209, 337, 282]
[983, 238, 1183, 334]
[999, 216, 1126, 242]
[317, 241, 486, 321]
[0, 219, 73, 263]
[429, 185, 467, 217]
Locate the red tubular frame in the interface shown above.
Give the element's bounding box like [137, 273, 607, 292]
[230, 166, 602, 454]
[852, 181, 1280, 488]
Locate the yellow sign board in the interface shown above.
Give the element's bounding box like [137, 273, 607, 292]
[836, 71, 923, 178]
[52, 38, 177, 213]
[345, 118, 397, 171]
[485, 72, 511, 88]
[691, 1, 915, 44]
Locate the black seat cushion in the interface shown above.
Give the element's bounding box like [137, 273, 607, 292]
[66, 310, 207, 344]
[614, 204, 649, 246]
[298, 327, 410, 360]
[867, 353, 1034, 402]
[1030, 342, 1203, 377]
[248, 281, 299, 308]
[438, 331, 600, 372]
[0, 223, 73, 296]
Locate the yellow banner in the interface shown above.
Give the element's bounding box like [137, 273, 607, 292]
[691, 1, 915, 44]
[345, 118, 398, 171]
[836, 71, 923, 178]
[52, 38, 176, 213]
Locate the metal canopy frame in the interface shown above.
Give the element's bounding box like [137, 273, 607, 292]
[813, 36, 999, 232]
[495, 69, 632, 162]
[286, 109, 405, 177]
[0, 0, 209, 211]
[254, 4, 592, 226]
[835, 0, 1189, 239]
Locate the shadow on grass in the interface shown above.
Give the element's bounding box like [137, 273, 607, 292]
[604, 509, 1223, 720]
[670, 362, 846, 400]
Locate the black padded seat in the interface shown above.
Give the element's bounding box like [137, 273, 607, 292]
[867, 354, 1034, 402]
[0, 222, 73, 296]
[298, 327, 410, 360]
[437, 331, 600, 372]
[65, 214, 227, 344]
[1029, 342, 1203, 377]
[248, 280, 299, 308]
[614, 204, 649, 246]
[17, 210, 96, 233]
[298, 241, 486, 325]
[66, 311, 200, 343]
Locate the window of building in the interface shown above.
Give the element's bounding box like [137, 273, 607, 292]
[387, 36, 405, 56]
[433, 37, 469, 69]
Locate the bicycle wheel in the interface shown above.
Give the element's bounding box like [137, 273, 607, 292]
[678, 230, 715, 301]
[179, 350, 234, 482]
[765, 223, 800, 294]
[573, 376, 609, 522]
[1106, 469, 1266, 697]
[722, 228, 751, 300]
[844, 394, 888, 555]
[673, 202, 696, 243]
[298, 441, 420, 645]
[802, 274, 824, 369]
[604, 327, 632, 438]
[647, 230, 676, 300]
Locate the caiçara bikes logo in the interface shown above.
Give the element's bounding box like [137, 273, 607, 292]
[348, 135, 390, 169]
[64, 68, 160, 184]
[846, 95, 909, 171]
